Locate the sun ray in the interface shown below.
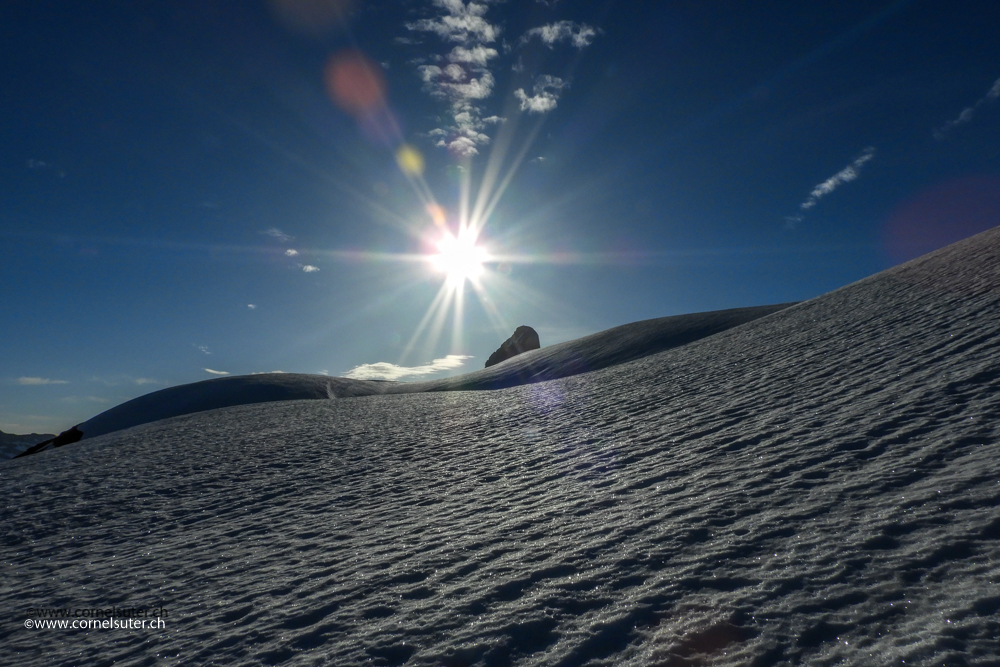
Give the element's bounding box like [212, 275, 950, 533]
[469, 113, 548, 235]
[419, 283, 457, 364]
[467, 274, 511, 341]
[282, 276, 425, 361]
[458, 159, 472, 235]
[398, 280, 453, 365]
[468, 93, 530, 233]
[450, 279, 466, 355]
[474, 116, 549, 236]
[477, 269, 571, 319]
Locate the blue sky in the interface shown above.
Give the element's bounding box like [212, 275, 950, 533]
[3, 0, 1000, 434]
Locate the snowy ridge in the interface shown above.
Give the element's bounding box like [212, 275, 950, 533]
[2, 228, 1000, 665]
[72, 374, 390, 442]
[406, 303, 794, 392]
[30, 303, 791, 448]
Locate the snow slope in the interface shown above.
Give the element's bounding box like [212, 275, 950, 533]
[70, 374, 391, 442]
[405, 302, 794, 393]
[2, 229, 1000, 666]
[23, 302, 791, 448]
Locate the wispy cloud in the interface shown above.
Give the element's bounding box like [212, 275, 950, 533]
[285, 248, 299, 257]
[514, 75, 568, 113]
[204, 368, 230, 376]
[61, 395, 111, 404]
[520, 21, 598, 49]
[247, 304, 257, 310]
[408, 1, 503, 157]
[799, 147, 876, 211]
[418, 65, 496, 104]
[300, 264, 320, 273]
[344, 354, 472, 381]
[934, 76, 1000, 140]
[196, 345, 211, 355]
[17, 377, 69, 386]
[89, 375, 162, 387]
[448, 44, 499, 67]
[406, 0, 499, 43]
[404, 3, 599, 157]
[262, 227, 294, 242]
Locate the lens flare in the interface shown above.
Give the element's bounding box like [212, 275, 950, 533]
[269, 0, 353, 35]
[396, 144, 425, 176]
[325, 50, 385, 116]
[884, 175, 1000, 265]
[426, 203, 447, 227]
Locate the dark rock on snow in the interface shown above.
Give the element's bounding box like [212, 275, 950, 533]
[485, 325, 541, 368]
[15, 426, 84, 459]
[0, 430, 56, 460]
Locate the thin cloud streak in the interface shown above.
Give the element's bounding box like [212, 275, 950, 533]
[262, 227, 294, 242]
[934, 76, 1000, 140]
[344, 354, 473, 381]
[800, 147, 876, 211]
[204, 369, 230, 376]
[17, 377, 69, 386]
[61, 395, 111, 404]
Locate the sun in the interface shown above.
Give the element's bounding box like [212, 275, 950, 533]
[430, 230, 488, 285]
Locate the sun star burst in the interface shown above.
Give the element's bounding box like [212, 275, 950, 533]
[431, 231, 487, 285]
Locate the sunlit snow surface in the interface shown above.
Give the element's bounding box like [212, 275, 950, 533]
[48, 302, 793, 443]
[3, 229, 1000, 666]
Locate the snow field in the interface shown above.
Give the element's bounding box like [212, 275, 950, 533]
[2, 228, 1000, 665]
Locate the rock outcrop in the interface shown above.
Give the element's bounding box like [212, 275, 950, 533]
[14, 426, 83, 459]
[485, 326, 540, 368]
[0, 430, 55, 460]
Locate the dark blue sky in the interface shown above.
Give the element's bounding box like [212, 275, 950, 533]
[3, 0, 999, 433]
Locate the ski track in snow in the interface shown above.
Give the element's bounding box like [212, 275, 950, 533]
[3, 230, 1000, 666]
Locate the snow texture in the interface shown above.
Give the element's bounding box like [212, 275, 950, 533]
[3, 228, 1000, 666]
[45, 302, 793, 446]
